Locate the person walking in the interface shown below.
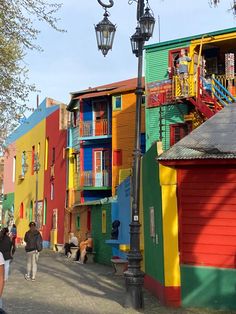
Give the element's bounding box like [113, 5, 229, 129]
[0, 252, 6, 313]
[0, 228, 13, 281]
[10, 224, 17, 255]
[24, 222, 43, 281]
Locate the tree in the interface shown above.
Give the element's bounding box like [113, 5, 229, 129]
[0, 0, 64, 151]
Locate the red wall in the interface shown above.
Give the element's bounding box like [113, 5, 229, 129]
[43, 109, 67, 244]
[178, 166, 236, 269]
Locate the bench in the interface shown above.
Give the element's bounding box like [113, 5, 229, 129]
[111, 258, 128, 276]
[55, 244, 64, 254]
[86, 252, 96, 263]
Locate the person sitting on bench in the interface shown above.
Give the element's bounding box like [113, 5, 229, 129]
[64, 233, 78, 258]
[76, 233, 93, 264]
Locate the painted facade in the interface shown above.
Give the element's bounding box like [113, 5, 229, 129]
[66, 78, 145, 244]
[145, 27, 236, 152]
[3, 98, 67, 246]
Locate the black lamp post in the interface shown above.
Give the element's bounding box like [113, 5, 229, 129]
[95, 0, 155, 309]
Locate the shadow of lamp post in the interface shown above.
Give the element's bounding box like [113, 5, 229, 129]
[95, 0, 155, 309]
[33, 152, 40, 228]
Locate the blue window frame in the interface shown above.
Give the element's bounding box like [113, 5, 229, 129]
[113, 95, 122, 110]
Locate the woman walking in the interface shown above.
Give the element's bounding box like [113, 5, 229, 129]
[0, 228, 13, 281]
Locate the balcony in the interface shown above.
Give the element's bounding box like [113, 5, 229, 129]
[79, 119, 111, 139]
[80, 170, 111, 190]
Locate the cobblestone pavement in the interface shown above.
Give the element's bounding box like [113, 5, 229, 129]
[2, 248, 235, 314]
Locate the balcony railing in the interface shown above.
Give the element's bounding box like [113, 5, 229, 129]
[79, 119, 110, 137]
[81, 170, 111, 187]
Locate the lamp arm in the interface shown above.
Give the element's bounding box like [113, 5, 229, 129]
[97, 0, 114, 8]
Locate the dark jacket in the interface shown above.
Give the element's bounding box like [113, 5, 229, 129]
[0, 236, 13, 260]
[24, 230, 42, 252]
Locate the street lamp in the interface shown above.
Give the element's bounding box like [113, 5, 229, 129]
[96, 0, 155, 310]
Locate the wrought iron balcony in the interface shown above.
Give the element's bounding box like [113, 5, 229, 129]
[80, 170, 111, 188]
[79, 119, 111, 138]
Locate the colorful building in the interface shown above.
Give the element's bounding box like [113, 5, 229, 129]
[66, 78, 145, 243]
[145, 27, 236, 152]
[141, 27, 236, 309]
[3, 98, 67, 246]
[158, 104, 236, 310]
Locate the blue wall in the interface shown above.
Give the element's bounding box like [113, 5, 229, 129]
[82, 142, 111, 172]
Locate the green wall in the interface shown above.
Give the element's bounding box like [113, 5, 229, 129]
[181, 265, 236, 310]
[145, 42, 190, 84]
[142, 144, 164, 284]
[91, 203, 112, 265]
[2, 193, 14, 211]
[146, 104, 189, 151]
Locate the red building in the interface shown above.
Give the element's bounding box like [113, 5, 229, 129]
[158, 104, 236, 310]
[43, 105, 67, 246]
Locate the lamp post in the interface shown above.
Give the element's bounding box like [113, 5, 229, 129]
[95, 0, 155, 309]
[33, 152, 40, 228]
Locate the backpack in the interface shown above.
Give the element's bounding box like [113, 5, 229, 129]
[36, 234, 43, 252]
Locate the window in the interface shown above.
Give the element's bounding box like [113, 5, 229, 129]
[113, 95, 122, 110]
[12, 156, 16, 182]
[37, 142, 40, 155]
[21, 151, 26, 176]
[74, 153, 80, 174]
[45, 138, 49, 170]
[52, 147, 56, 164]
[20, 202, 24, 219]
[170, 123, 192, 146]
[102, 210, 106, 233]
[113, 149, 122, 166]
[31, 146, 35, 175]
[50, 183, 54, 200]
[87, 209, 91, 231]
[29, 201, 33, 222]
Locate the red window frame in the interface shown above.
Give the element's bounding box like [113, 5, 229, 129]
[170, 123, 192, 146]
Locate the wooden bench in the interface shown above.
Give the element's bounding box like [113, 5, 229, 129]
[111, 258, 128, 276]
[55, 244, 64, 254]
[86, 252, 96, 263]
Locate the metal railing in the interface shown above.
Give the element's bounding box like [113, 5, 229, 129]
[79, 119, 110, 137]
[80, 170, 111, 187]
[174, 74, 196, 98]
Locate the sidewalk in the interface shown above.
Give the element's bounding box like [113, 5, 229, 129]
[2, 248, 235, 314]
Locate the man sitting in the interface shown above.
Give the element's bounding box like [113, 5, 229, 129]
[64, 233, 78, 258]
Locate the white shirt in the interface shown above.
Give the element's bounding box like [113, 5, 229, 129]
[70, 236, 78, 246]
[0, 253, 4, 265]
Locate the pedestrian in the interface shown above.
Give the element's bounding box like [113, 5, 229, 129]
[64, 233, 78, 258]
[76, 233, 93, 264]
[24, 221, 43, 281]
[0, 252, 6, 314]
[0, 228, 13, 281]
[10, 224, 17, 255]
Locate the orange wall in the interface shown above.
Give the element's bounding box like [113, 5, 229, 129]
[112, 92, 145, 195]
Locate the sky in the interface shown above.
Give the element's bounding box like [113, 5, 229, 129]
[24, 0, 236, 109]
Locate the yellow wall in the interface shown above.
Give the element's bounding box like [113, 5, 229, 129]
[14, 120, 45, 239]
[159, 164, 180, 287]
[112, 92, 145, 195]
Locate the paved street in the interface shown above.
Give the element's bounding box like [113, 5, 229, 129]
[1, 248, 235, 314]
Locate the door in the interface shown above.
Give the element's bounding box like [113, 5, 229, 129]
[93, 101, 108, 136]
[94, 150, 103, 187]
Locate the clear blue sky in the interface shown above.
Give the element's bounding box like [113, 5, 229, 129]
[25, 0, 235, 108]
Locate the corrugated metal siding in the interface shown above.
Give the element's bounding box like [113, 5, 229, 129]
[145, 43, 190, 84]
[145, 104, 188, 152]
[146, 107, 160, 151]
[146, 49, 168, 83]
[179, 167, 236, 269]
[72, 127, 80, 151]
[162, 104, 188, 151]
